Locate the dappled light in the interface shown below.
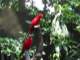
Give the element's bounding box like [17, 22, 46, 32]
[0, 0, 80, 60]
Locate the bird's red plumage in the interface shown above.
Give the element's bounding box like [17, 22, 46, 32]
[28, 13, 43, 33]
[31, 13, 43, 26]
[20, 12, 43, 58]
[23, 36, 32, 50]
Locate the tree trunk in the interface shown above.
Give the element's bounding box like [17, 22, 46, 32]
[32, 26, 43, 60]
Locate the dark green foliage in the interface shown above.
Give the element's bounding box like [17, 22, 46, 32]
[0, 0, 80, 60]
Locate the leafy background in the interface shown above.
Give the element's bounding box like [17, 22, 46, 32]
[0, 0, 80, 60]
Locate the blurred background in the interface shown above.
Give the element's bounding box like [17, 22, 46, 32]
[0, 0, 80, 60]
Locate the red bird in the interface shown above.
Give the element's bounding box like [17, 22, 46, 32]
[20, 36, 32, 59]
[22, 36, 32, 51]
[31, 12, 43, 26]
[29, 12, 43, 33]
